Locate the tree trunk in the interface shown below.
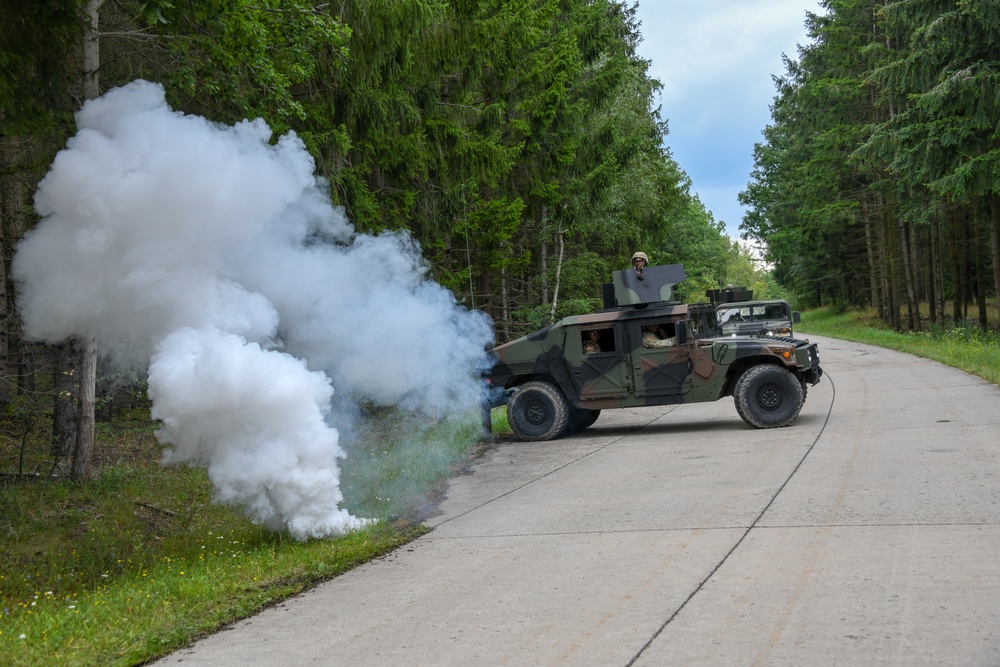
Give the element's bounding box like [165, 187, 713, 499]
[863, 201, 881, 315]
[478, 263, 489, 316]
[913, 216, 924, 318]
[930, 213, 944, 327]
[960, 208, 970, 322]
[0, 136, 23, 410]
[991, 196, 1000, 326]
[71, 0, 102, 481]
[72, 335, 97, 480]
[500, 265, 510, 342]
[949, 205, 963, 323]
[51, 343, 78, 459]
[539, 206, 548, 305]
[926, 220, 936, 325]
[82, 0, 101, 101]
[549, 225, 564, 324]
[973, 209, 988, 329]
[898, 216, 919, 331]
[879, 199, 899, 328]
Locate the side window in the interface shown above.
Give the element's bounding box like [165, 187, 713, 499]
[581, 327, 615, 354]
[639, 321, 678, 349]
[699, 311, 718, 334]
[718, 307, 743, 325]
[764, 304, 786, 319]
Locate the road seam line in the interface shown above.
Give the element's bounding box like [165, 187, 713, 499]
[625, 373, 838, 666]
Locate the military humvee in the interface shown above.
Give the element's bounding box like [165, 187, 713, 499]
[483, 264, 823, 441]
[716, 298, 801, 337]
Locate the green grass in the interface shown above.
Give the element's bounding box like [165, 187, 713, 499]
[1, 517, 415, 666]
[797, 306, 1000, 387]
[339, 408, 486, 518]
[0, 406, 483, 666]
[489, 406, 512, 437]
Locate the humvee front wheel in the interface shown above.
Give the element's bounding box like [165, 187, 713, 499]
[507, 381, 570, 441]
[734, 364, 804, 428]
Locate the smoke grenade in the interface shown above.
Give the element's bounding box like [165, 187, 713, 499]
[12, 80, 494, 540]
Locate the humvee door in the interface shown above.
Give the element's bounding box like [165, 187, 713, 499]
[630, 319, 689, 399]
[567, 325, 629, 399]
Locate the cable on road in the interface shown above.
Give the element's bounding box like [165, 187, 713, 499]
[625, 373, 838, 667]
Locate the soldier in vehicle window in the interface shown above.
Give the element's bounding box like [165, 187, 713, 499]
[582, 330, 602, 354]
[642, 324, 677, 348]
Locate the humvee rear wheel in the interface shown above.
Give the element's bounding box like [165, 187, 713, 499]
[507, 381, 570, 441]
[734, 364, 804, 428]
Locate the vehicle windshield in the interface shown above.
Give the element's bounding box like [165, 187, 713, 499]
[717, 302, 790, 325]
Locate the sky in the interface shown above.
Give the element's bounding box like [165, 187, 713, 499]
[632, 0, 822, 240]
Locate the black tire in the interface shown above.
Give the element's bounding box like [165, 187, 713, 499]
[507, 381, 571, 441]
[566, 406, 601, 435]
[734, 364, 804, 428]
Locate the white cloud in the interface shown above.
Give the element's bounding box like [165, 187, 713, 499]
[649, 1, 811, 103]
[634, 0, 820, 237]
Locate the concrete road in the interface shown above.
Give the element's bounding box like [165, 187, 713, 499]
[153, 335, 1000, 666]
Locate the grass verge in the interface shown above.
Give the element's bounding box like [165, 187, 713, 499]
[797, 306, 1000, 387]
[1, 515, 416, 666]
[1, 408, 485, 666]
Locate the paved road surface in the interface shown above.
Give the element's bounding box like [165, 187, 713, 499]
[153, 335, 1000, 666]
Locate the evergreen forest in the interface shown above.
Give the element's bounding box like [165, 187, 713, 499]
[742, 0, 1000, 331]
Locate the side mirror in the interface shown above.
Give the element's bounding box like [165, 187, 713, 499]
[677, 322, 688, 344]
[792, 312, 801, 323]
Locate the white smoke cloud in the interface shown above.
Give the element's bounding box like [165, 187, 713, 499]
[12, 80, 494, 540]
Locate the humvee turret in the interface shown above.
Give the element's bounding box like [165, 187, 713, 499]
[483, 264, 822, 441]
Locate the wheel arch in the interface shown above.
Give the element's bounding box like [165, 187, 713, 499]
[721, 357, 787, 398]
[506, 369, 581, 406]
